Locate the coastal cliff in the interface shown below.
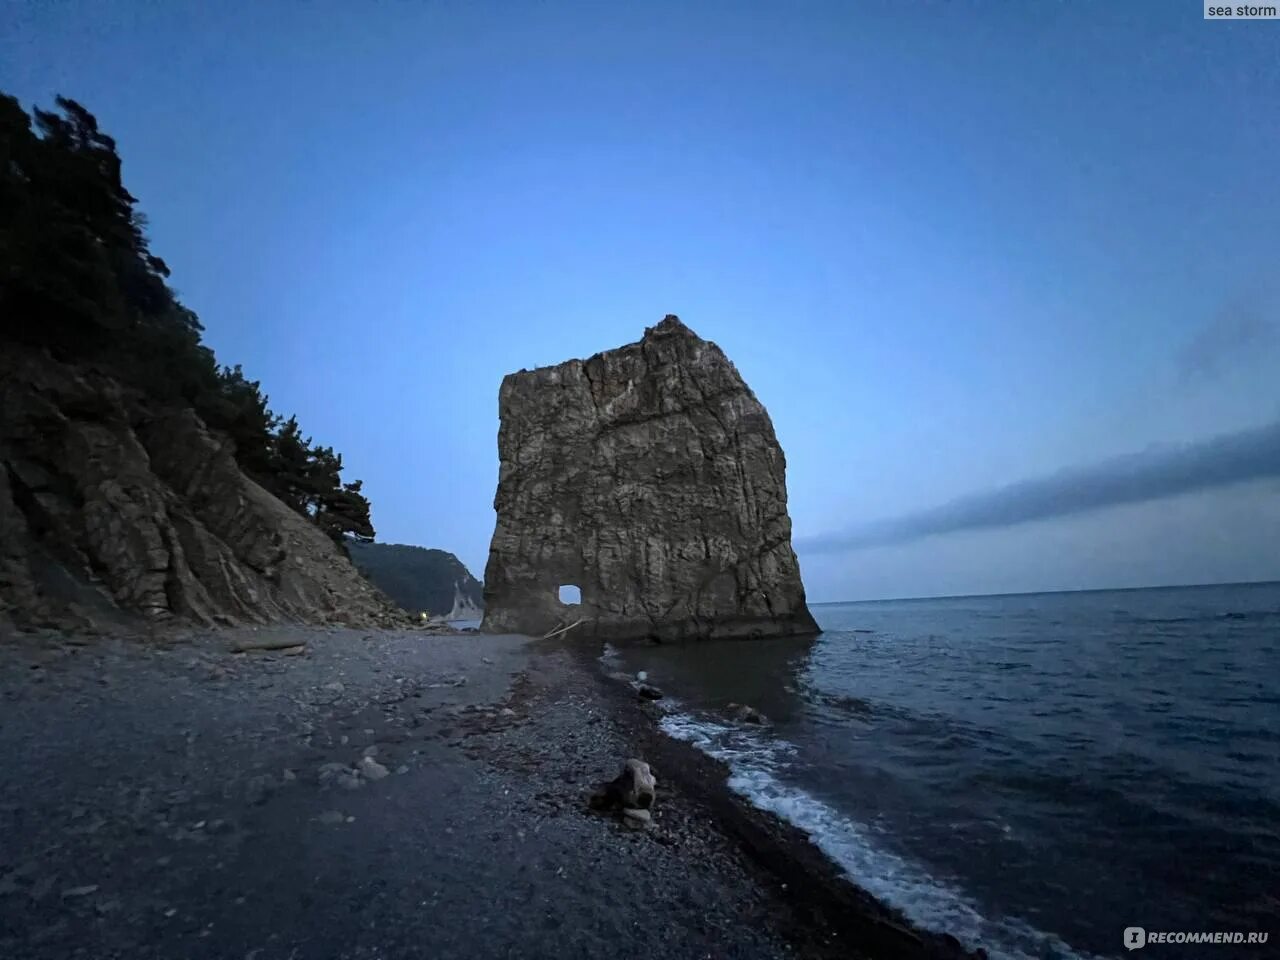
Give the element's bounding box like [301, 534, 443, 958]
[0, 94, 404, 632]
[0, 349, 401, 631]
[482, 315, 818, 641]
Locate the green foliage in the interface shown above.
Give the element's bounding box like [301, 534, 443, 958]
[0, 92, 375, 544]
[266, 419, 375, 543]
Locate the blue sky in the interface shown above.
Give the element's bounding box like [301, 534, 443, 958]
[5, 1, 1278, 600]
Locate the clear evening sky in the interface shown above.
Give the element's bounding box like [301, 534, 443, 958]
[6, 1, 1278, 601]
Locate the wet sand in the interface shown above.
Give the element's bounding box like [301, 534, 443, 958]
[0, 625, 978, 959]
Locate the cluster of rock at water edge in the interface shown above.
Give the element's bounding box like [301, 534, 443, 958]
[728, 702, 767, 725]
[589, 759, 657, 830]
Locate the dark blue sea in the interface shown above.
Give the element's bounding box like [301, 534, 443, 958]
[606, 582, 1280, 959]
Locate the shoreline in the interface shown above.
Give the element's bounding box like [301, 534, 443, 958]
[0, 623, 979, 959]
[569, 638, 982, 960]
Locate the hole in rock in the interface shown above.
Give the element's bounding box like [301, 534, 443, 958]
[558, 584, 581, 605]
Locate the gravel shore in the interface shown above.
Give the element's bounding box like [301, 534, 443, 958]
[0, 625, 979, 959]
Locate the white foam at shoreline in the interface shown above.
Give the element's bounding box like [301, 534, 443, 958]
[659, 712, 1102, 960]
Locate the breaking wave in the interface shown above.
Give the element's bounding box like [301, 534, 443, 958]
[659, 711, 1102, 960]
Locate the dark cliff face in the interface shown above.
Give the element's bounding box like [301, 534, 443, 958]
[346, 541, 484, 618]
[0, 349, 402, 631]
[481, 315, 819, 641]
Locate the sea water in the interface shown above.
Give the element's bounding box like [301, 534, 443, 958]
[609, 583, 1280, 959]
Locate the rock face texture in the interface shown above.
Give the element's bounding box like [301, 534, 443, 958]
[0, 349, 402, 631]
[482, 316, 818, 641]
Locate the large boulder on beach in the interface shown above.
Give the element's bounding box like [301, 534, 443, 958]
[480, 315, 819, 641]
[591, 758, 658, 812]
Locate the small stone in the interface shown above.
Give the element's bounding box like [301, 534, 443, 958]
[61, 884, 99, 898]
[362, 745, 379, 758]
[317, 762, 347, 783]
[164, 907, 178, 918]
[324, 681, 344, 694]
[499, 707, 517, 718]
[359, 757, 390, 781]
[339, 735, 349, 745]
[730, 703, 766, 725]
[316, 810, 345, 825]
[345, 816, 355, 823]
[281, 644, 306, 656]
[481, 656, 494, 665]
[337, 772, 364, 791]
[396, 765, 409, 775]
[622, 808, 651, 829]
[636, 671, 648, 682]
[636, 684, 664, 701]
[244, 774, 277, 805]
[282, 769, 297, 783]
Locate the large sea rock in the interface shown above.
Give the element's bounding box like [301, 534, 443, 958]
[482, 315, 818, 641]
[0, 349, 402, 631]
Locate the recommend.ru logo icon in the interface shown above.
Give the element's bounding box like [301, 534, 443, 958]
[1124, 927, 1147, 950]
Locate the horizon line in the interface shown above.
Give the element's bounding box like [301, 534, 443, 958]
[808, 577, 1280, 606]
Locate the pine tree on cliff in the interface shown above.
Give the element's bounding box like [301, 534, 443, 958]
[264, 418, 375, 543]
[0, 91, 376, 546]
[201, 365, 280, 480]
